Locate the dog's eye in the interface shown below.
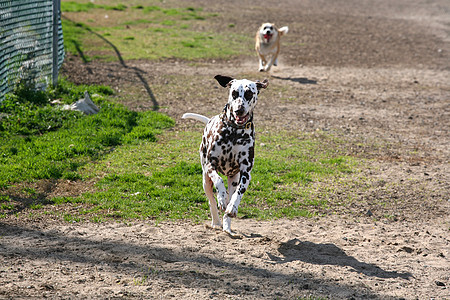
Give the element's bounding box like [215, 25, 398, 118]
[232, 90, 239, 99]
[244, 90, 253, 101]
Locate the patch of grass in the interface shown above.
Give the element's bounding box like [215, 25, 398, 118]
[48, 129, 357, 222]
[1, 97, 362, 222]
[30, 203, 43, 210]
[64, 213, 81, 223]
[74, 161, 208, 221]
[61, 1, 98, 12]
[61, 20, 90, 62]
[0, 195, 14, 211]
[142, 5, 161, 13]
[61, 1, 127, 12]
[61, 1, 252, 61]
[239, 132, 355, 219]
[0, 80, 174, 189]
[107, 4, 127, 11]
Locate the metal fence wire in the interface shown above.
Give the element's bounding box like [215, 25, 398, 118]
[0, 0, 64, 101]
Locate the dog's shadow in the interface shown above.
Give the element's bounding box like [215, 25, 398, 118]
[268, 238, 412, 279]
[271, 75, 317, 85]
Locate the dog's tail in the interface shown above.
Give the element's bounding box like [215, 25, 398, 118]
[182, 113, 210, 124]
[279, 26, 289, 36]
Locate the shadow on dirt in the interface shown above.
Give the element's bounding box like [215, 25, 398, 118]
[269, 238, 412, 280]
[271, 75, 318, 84]
[0, 223, 405, 299]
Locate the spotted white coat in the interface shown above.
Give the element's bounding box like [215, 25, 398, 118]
[182, 75, 268, 235]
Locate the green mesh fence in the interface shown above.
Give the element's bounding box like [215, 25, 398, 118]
[0, 0, 64, 101]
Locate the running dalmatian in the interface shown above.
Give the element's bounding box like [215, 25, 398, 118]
[182, 75, 268, 235]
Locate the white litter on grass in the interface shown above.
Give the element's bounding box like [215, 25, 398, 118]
[62, 91, 99, 115]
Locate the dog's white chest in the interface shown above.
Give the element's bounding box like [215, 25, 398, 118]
[259, 42, 277, 55]
[201, 118, 255, 177]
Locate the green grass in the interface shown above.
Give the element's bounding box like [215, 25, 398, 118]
[0, 80, 359, 222]
[0, 79, 174, 188]
[61, 1, 252, 61]
[61, 1, 128, 12]
[46, 129, 356, 222]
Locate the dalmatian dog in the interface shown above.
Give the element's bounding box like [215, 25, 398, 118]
[255, 22, 289, 72]
[182, 75, 268, 235]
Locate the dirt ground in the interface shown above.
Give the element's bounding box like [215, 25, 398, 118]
[1, 0, 449, 299]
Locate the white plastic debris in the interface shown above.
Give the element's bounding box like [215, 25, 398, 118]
[62, 91, 99, 115]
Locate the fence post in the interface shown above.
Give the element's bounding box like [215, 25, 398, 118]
[52, 0, 60, 87]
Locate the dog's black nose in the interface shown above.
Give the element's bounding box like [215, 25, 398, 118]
[235, 106, 245, 116]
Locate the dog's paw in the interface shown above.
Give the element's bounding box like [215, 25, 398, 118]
[259, 68, 265, 72]
[225, 205, 238, 218]
[217, 192, 228, 211]
[218, 202, 227, 211]
[205, 222, 222, 231]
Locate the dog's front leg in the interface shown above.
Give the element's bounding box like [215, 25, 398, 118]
[223, 171, 251, 234]
[258, 53, 266, 72]
[264, 56, 276, 71]
[222, 172, 240, 233]
[227, 172, 240, 204]
[225, 171, 251, 218]
[273, 56, 278, 67]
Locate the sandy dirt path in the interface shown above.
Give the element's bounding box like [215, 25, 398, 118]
[1, 215, 449, 299]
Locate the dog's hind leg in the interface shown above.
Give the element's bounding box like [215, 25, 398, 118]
[206, 168, 228, 211]
[203, 174, 221, 229]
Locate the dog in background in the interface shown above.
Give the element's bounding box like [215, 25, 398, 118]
[255, 23, 289, 72]
[182, 75, 268, 236]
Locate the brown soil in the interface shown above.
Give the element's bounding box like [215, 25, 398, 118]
[1, 0, 449, 299]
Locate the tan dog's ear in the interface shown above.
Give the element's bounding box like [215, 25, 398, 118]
[256, 79, 269, 90]
[278, 26, 289, 36]
[214, 75, 235, 88]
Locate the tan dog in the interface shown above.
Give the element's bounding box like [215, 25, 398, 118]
[255, 23, 288, 72]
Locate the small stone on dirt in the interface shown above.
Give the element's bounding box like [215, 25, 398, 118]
[435, 281, 446, 287]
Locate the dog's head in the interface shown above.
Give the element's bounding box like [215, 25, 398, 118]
[214, 75, 268, 127]
[259, 23, 278, 43]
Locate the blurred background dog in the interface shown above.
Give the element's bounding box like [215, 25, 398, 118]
[255, 23, 289, 72]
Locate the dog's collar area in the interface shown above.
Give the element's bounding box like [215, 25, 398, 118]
[220, 104, 253, 130]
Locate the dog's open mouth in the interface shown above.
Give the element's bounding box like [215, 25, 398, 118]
[235, 113, 249, 125]
[263, 33, 272, 41]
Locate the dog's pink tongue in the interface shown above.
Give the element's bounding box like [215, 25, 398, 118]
[264, 34, 271, 40]
[236, 114, 247, 123]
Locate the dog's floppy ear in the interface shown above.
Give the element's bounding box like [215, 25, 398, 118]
[278, 26, 289, 36]
[214, 75, 234, 88]
[256, 79, 269, 90]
